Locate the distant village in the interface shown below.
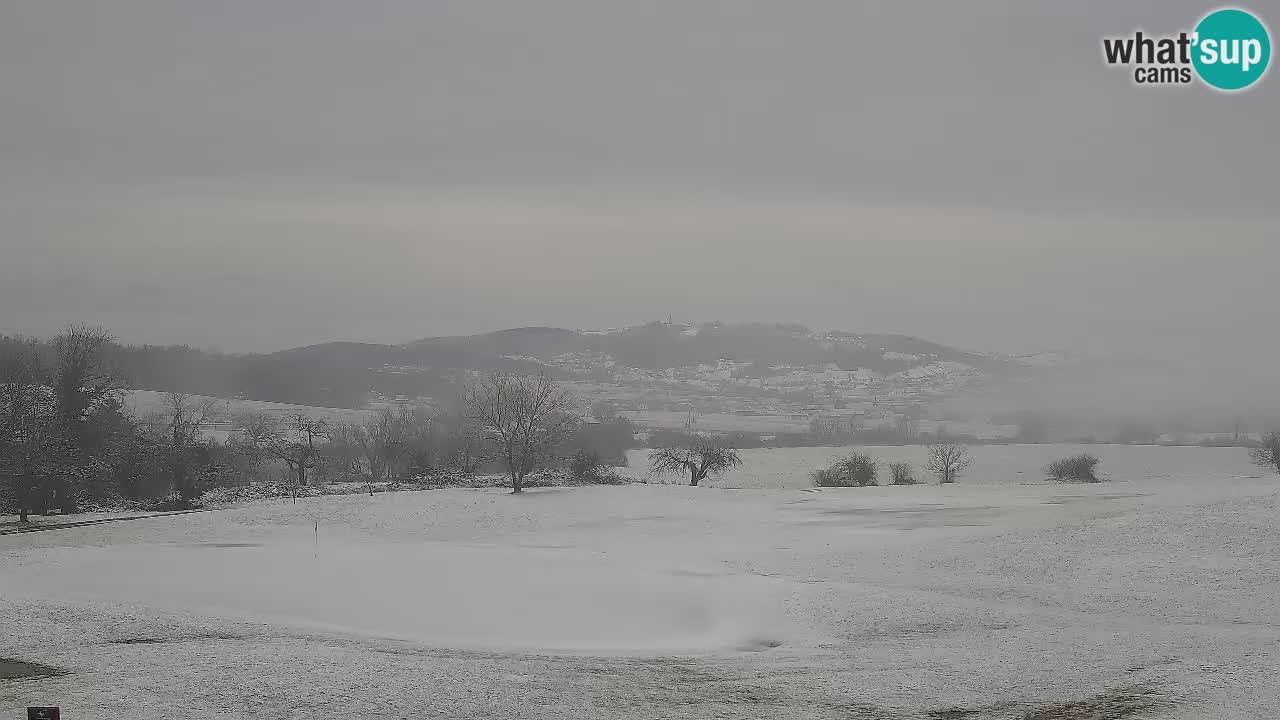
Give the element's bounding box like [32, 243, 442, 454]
[371, 347, 1010, 439]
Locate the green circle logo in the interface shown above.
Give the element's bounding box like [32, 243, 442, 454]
[1192, 8, 1271, 90]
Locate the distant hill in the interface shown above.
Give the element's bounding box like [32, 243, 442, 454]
[272, 322, 1018, 378]
[253, 322, 1031, 411]
[6, 322, 1036, 410]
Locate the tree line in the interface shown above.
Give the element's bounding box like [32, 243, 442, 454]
[0, 326, 641, 518]
[8, 326, 1275, 519]
[0, 333, 456, 410]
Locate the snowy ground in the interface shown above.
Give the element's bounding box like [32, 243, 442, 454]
[2, 452, 1279, 718]
[620, 409, 813, 433]
[123, 390, 376, 444]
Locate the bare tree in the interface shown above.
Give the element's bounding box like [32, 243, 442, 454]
[280, 414, 331, 490]
[445, 412, 494, 474]
[158, 392, 217, 499]
[401, 406, 442, 475]
[163, 393, 216, 446]
[1251, 431, 1280, 475]
[649, 438, 742, 486]
[926, 442, 973, 484]
[235, 412, 330, 498]
[464, 372, 579, 493]
[50, 324, 121, 443]
[233, 412, 280, 448]
[358, 408, 408, 480]
[323, 421, 365, 484]
[0, 340, 54, 522]
[0, 338, 47, 429]
[230, 411, 280, 482]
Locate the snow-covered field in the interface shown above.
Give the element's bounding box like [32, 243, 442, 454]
[124, 390, 375, 424]
[123, 390, 377, 443]
[2, 445, 1278, 718]
[621, 409, 814, 433]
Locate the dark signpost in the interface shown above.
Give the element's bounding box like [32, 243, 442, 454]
[28, 708, 60, 720]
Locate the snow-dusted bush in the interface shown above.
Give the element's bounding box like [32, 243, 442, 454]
[569, 450, 609, 484]
[1250, 431, 1280, 475]
[811, 453, 878, 487]
[139, 492, 203, 512]
[537, 457, 628, 487]
[888, 461, 916, 485]
[1045, 454, 1101, 482]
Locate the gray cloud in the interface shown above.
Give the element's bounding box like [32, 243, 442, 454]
[1, 1, 1276, 372]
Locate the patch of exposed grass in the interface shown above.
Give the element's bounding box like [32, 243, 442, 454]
[926, 686, 1168, 720]
[0, 658, 67, 681]
[927, 710, 982, 720]
[1022, 685, 1168, 720]
[926, 701, 1022, 719]
[814, 699, 897, 718]
[108, 632, 242, 645]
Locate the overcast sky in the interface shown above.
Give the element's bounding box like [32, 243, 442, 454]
[1, 1, 1276, 371]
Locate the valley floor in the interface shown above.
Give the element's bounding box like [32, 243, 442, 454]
[2, 476, 1278, 718]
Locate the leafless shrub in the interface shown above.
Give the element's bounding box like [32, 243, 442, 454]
[567, 449, 621, 484]
[1045, 454, 1101, 482]
[888, 461, 916, 485]
[811, 452, 878, 487]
